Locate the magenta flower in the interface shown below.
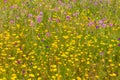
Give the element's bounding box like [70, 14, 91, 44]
[118, 38, 120, 40]
[37, 16, 42, 23]
[96, 26, 99, 29]
[37, 16, 41, 23]
[118, 44, 120, 46]
[66, 15, 70, 20]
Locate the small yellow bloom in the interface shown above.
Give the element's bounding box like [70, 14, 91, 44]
[50, 65, 57, 68]
[22, 64, 26, 68]
[33, 66, 37, 69]
[95, 75, 99, 78]
[63, 36, 69, 39]
[38, 77, 42, 80]
[110, 73, 116, 77]
[77, 77, 81, 80]
[9, 57, 15, 60]
[29, 74, 35, 77]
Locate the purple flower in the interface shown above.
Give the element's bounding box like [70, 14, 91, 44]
[102, 23, 106, 27]
[118, 38, 120, 40]
[37, 16, 42, 23]
[40, 11, 43, 15]
[66, 15, 70, 20]
[10, 20, 15, 24]
[118, 44, 120, 46]
[96, 26, 99, 29]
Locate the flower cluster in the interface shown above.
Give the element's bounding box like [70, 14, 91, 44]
[0, 0, 120, 80]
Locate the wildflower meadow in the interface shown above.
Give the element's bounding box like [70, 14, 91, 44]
[0, 0, 120, 80]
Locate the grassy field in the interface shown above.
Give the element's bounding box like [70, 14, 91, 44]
[0, 0, 120, 80]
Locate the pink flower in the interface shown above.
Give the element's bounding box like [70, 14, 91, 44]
[37, 16, 42, 23]
[46, 32, 51, 37]
[109, 23, 113, 27]
[28, 14, 32, 18]
[4, 0, 7, 3]
[30, 20, 34, 27]
[40, 11, 43, 15]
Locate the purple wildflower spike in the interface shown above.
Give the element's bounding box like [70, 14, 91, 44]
[37, 16, 42, 23]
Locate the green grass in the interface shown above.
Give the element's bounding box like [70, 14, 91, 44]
[0, 0, 120, 80]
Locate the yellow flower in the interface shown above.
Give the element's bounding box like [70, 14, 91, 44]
[22, 64, 26, 68]
[110, 63, 114, 67]
[119, 63, 120, 66]
[29, 74, 35, 77]
[16, 24, 20, 28]
[109, 44, 113, 47]
[95, 75, 99, 78]
[50, 65, 57, 68]
[33, 66, 37, 69]
[56, 74, 62, 80]
[77, 77, 81, 80]
[11, 74, 17, 80]
[9, 57, 15, 60]
[63, 36, 69, 39]
[33, 43, 37, 46]
[63, 25, 67, 28]
[76, 35, 82, 39]
[38, 77, 42, 80]
[110, 73, 116, 77]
